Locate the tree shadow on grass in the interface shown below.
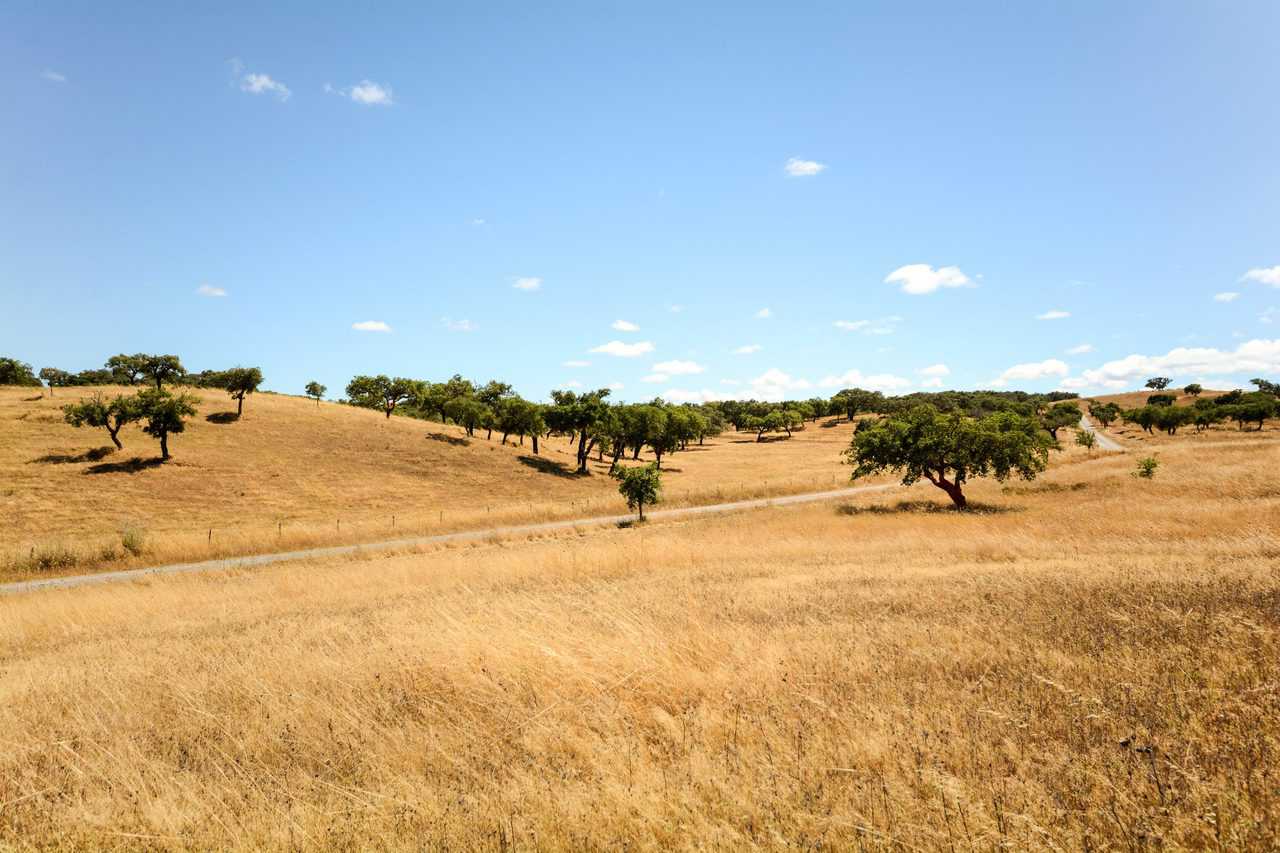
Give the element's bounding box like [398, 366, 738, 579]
[30, 446, 115, 464]
[517, 455, 584, 478]
[837, 499, 1017, 516]
[22, 394, 44, 402]
[820, 418, 845, 428]
[427, 432, 470, 447]
[84, 456, 166, 475]
[206, 412, 241, 424]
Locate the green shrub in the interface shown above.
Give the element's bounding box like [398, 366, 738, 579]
[1133, 457, 1160, 479]
[119, 525, 147, 556]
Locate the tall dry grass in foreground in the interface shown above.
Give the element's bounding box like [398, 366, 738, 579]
[1, 436, 1278, 850]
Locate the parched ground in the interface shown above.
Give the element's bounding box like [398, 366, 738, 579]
[0, 386, 859, 579]
[1, 414, 1277, 849]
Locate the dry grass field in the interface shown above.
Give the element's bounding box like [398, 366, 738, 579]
[0, 386, 860, 581]
[2, 416, 1277, 850]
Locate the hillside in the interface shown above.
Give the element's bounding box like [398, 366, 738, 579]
[0, 386, 861, 578]
[3, 402, 1277, 848]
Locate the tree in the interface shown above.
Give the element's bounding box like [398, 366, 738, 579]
[1251, 378, 1279, 398]
[613, 463, 662, 521]
[1, 357, 41, 386]
[305, 381, 326, 406]
[1220, 394, 1277, 431]
[830, 388, 884, 422]
[1152, 405, 1194, 435]
[1074, 428, 1096, 455]
[844, 406, 1052, 510]
[140, 355, 185, 389]
[223, 367, 263, 416]
[1121, 406, 1159, 434]
[1145, 377, 1171, 391]
[445, 397, 491, 437]
[1183, 383, 1203, 397]
[106, 353, 148, 385]
[1146, 393, 1176, 407]
[137, 388, 198, 460]
[1041, 400, 1081, 441]
[38, 367, 73, 394]
[73, 368, 115, 385]
[494, 397, 545, 452]
[1088, 401, 1121, 427]
[545, 388, 612, 473]
[345, 375, 422, 418]
[62, 393, 142, 449]
[804, 397, 830, 422]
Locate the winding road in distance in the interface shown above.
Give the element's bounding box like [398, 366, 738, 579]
[1078, 414, 1125, 451]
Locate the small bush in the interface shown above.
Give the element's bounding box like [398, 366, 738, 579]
[119, 525, 147, 556]
[23, 544, 79, 573]
[1133, 457, 1160, 479]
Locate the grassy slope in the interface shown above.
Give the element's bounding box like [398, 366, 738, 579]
[0, 386, 861, 578]
[1, 419, 1276, 849]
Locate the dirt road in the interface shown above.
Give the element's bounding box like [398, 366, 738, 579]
[1, 483, 899, 596]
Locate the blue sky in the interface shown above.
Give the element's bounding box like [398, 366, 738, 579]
[3, 1, 1279, 402]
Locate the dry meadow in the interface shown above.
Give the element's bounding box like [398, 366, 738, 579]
[0, 386, 859, 581]
[1, 416, 1277, 850]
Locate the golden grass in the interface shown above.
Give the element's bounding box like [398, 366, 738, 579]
[2, 428, 1277, 849]
[0, 387, 862, 581]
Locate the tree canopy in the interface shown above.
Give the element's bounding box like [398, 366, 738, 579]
[613, 463, 662, 521]
[845, 406, 1052, 509]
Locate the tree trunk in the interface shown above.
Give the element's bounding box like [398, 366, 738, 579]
[486, 427, 493, 440]
[654, 450, 663, 469]
[501, 431, 509, 445]
[610, 445, 623, 473]
[532, 433, 539, 454]
[155, 377, 162, 390]
[632, 447, 640, 460]
[108, 426, 123, 450]
[930, 476, 965, 509]
[237, 395, 244, 416]
[638, 500, 645, 521]
[576, 433, 590, 473]
[159, 432, 170, 460]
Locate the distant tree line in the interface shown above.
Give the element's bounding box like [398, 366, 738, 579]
[1115, 381, 1278, 435]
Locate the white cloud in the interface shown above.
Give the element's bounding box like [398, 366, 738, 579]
[513, 277, 542, 291]
[784, 158, 826, 177]
[642, 374, 669, 383]
[1262, 308, 1277, 325]
[651, 360, 704, 376]
[1242, 266, 1280, 287]
[1066, 343, 1094, 355]
[663, 388, 724, 403]
[608, 382, 625, 391]
[1064, 340, 1280, 390]
[352, 320, 392, 333]
[240, 72, 291, 101]
[748, 368, 812, 400]
[41, 70, 67, 83]
[1214, 292, 1240, 302]
[611, 319, 640, 332]
[918, 364, 950, 377]
[442, 317, 476, 332]
[989, 358, 1070, 387]
[1036, 309, 1071, 321]
[470, 218, 486, 226]
[334, 80, 394, 106]
[561, 380, 584, 389]
[562, 360, 590, 368]
[720, 379, 742, 386]
[884, 264, 972, 295]
[834, 316, 901, 335]
[755, 307, 772, 319]
[589, 340, 655, 358]
[732, 344, 762, 355]
[920, 377, 944, 388]
[668, 304, 684, 313]
[816, 368, 911, 392]
[195, 284, 227, 298]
